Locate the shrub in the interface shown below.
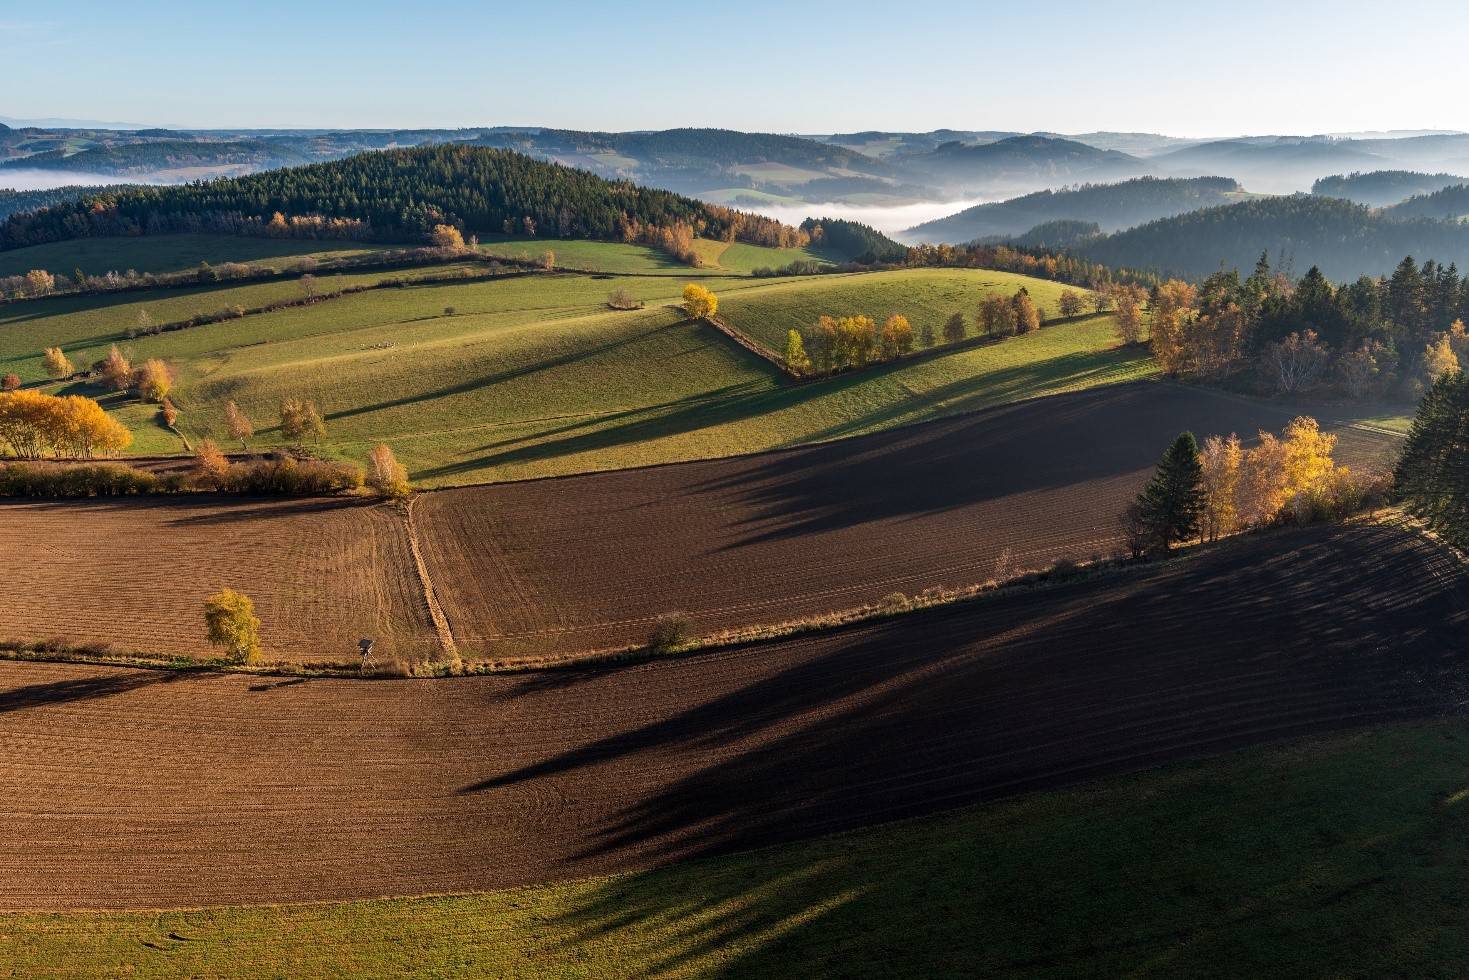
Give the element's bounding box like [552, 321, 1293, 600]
[218, 456, 364, 495]
[159, 398, 179, 428]
[100, 345, 132, 391]
[681, 283, 717, 320]
[42, 347, 73, 378]
[648, 613, 692, 654]
[607, 288, 642, 310]
[0, 461, 163, 497]
[1, 374, 18, 392]
[135, 358, 172, 403]
[367, 443, 411, 499]
[194, 438, 230, 489]
[203, 589, 262, 664]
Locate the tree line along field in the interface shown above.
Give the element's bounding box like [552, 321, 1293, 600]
[0, 521, 1463, 919]
[4, 254, 1154, 484]
[718, 267, 1092, 354]
[0, 382, 1402, 664]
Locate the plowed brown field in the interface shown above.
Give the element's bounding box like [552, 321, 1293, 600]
[0, 496, 437, 664]
[417, 382, 1402, 659]
[1, 522, 1463, 910]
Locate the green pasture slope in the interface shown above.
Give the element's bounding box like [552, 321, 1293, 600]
[9, 720, 1469, 978]
[0, 234, 390, 278]
[719, 266, 1094, 352]
[475, 235, 840, 276]
[4, 237, 1152, 481]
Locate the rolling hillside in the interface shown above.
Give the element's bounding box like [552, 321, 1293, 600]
[1079, 194, 1469, 280]
[902, 176, 1246, 243]
[1311, 170, 1467, 207]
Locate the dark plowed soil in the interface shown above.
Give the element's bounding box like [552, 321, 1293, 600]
[2, 522, 1462, 910]
[418, 382, 1401, 658]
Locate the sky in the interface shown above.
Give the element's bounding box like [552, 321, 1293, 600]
[4, 0, 1469, 136]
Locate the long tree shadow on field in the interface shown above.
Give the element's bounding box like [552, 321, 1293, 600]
[459, 525, 1469, 977]
[0, 668, 197, 714]
[460, 523, 1469, 854]
[678, 381, 1326, 551]
[413, 346, 1135, 483]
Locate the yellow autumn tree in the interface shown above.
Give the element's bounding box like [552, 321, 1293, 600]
[430, 224, 466, 250]
[1424, 331, 1461, 381]
[880, 314, 914, 359]
[1199, 433, 1242, 541]
[136, 358, 172, 403]
[41, 346, 73, 378]
[203, 589, 262, 664]
[681, 283, 718, 320]
[367, 443, 411, 499]
[1011, 289, 1041, 334]
[1148, 279, 1199, 373]
[1281, 416, 1338, 520]
[784, 329, 812, 376]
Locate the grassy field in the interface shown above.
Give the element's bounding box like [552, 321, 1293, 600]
[8, 258, 1151, 482]
[720, 267, 1094, 353]
[0, 234, 391, 278]
[476, 235, 838, 276]
[7, 719, 1467, 978]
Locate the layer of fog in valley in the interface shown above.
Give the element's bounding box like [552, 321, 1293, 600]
[734, 197, 995, 237]
[0, 170, 142, 191]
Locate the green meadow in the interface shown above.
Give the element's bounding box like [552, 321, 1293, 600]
[8, 720, 1467, 978]
[3, 238, 1151, 483]
[0, 233, 391, 278]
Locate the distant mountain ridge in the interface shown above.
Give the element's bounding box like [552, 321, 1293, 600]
[901, 176, 1245, 243]
[1312, 170, 1468, 207]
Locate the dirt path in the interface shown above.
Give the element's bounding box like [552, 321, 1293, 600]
[1, 521, 1463, 911]
[404, 495, 459, 662]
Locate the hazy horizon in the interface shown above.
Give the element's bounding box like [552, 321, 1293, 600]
[6, 0, 1469, 135]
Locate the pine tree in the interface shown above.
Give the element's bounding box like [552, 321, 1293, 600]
[1394, 371, 1469, 548]
[1136, 432, 1204, 551]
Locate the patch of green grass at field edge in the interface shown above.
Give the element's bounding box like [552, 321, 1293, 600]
[8, 720, 1469, 978]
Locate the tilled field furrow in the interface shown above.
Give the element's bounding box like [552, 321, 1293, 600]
[0, 521, 1463, 910]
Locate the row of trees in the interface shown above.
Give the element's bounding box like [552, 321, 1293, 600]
[0, 390, 132, 458]
[1124, 417, 1382, 555]
[1137, 254, 1469, 399]
[780, 288, 1051, 377]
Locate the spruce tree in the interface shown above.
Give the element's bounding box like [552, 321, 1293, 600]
[1395, 371, 1469, 548]
[1136, 432, 1204, 551]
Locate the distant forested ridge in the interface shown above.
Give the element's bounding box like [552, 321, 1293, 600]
[1078, 195, 1469, 281]
[1383, 183, 1469, 221]
[1312, 171, 1467, 208]
[904, 177, 1243, 243]
[0, 139, 315, 175]
[1010, 220, 1102, 250]
[800, 218, 908, 263]
[0, 146, 807, 251]
[0, 184, 140, 221]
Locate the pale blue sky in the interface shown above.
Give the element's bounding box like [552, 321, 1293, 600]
[3, 0, 1466, 135]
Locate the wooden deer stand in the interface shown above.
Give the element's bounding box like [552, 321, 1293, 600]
[358, 637, 376, 674]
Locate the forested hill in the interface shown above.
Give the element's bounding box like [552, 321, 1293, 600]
[0, 140, 315, 176]
[0, 184, 141, 222]
[0, 146, 804, 251]
[903, 176, 1244, 243]
[1383, 183, 1469, 221]
[1078, 195, 1469, 281]
[1311, 170, 1467, 207]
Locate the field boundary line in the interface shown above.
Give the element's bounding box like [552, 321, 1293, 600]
[404, 495, 460, 663]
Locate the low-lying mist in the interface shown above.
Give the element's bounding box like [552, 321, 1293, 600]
[0, 170, 141, 191]
[735, 198, 996, 238]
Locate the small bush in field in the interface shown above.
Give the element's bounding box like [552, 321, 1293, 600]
[648, 614, 692, 654]
[203, 589, 262, 665]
